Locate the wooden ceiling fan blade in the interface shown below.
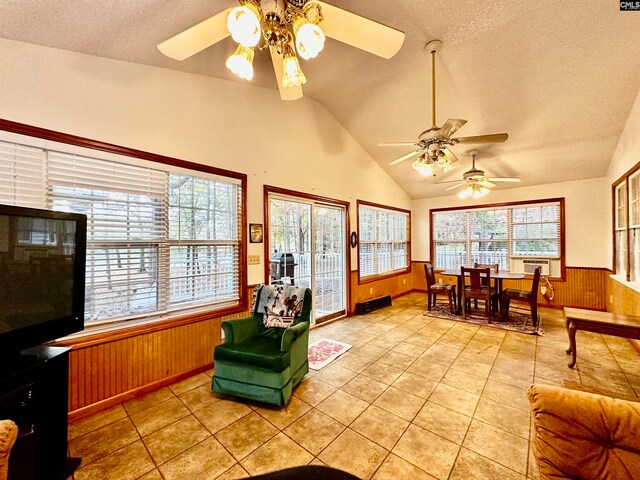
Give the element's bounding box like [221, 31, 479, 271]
[389, 149, 422, 165]
[444, 182, 466, 191]
[438, 119, 467, 139]
[455, 133, 509, 144]
[158, 8, 232, 60]
[378, 142, 417, 147]
[316, 1, 405, 59]
[488, 177, 521, 183]
[270, 46, 303, 101]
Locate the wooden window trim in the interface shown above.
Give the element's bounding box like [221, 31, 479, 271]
[357, 199, 412, 284]
[429, 197, 566, 281]
[612, 160, 640, 280]
[0, 119, 249, 340]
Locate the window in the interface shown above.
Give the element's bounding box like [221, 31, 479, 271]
[613, 162, 640, 283]
[358, 201, 410, 280]
[0, 139, 244, 326]
[431, 199, 564, 277]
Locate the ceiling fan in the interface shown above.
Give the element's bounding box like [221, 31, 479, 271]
[157, 0, 405, 101]
[379, 40, 508, 176]
[438, 151, 521, 199]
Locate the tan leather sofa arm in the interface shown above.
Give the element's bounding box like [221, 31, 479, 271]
[0, 420, 18, 480]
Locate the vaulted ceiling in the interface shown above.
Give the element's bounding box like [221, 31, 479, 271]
[1, 0, 639, 198]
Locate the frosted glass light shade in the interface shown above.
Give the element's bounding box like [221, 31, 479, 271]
[227, 4, 261, 47]
[282, 55, 307, 87]
[294, 17, 325, 60]
[226, 45, 255, 80]
[412, 159, 433, 176]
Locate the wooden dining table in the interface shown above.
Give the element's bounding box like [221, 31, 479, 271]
[440, 268, 525, 315]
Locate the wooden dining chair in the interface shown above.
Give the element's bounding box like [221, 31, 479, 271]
[473, 263, 499, 308]
[461, 267, 497, 321]
[500, 267, 541, 328]
[424, 263, 457, 314]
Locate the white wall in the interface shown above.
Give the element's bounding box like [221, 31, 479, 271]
[411, 177, 609, 268]
[0, 38, 410, 284]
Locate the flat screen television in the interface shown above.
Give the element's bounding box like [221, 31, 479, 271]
[0, 204, 87, 356]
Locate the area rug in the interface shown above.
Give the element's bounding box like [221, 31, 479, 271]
[423, 304, 544, 335]
[308, 338, 352, 370]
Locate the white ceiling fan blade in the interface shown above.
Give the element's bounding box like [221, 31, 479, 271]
[270, 46, 303, 101]
[316, 1, 405, 59]
[455, 133, 509, 144]
[479, 181, 496, 188]
[378, 142, 417, 147]
[441, 148, 459, 164]
[488, 177, 521, 183]
[438, 119, 467, 139]
[389, 149, 422, 165]
[158, 8, 232, 61]
[444, 182, 467, 191]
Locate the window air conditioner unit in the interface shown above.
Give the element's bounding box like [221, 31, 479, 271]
[522, 259, 550, 275]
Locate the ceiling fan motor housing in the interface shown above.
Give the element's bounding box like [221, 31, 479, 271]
[287, 0, 309, 7]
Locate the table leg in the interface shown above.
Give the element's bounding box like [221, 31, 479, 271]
[566, 318, 577, 368]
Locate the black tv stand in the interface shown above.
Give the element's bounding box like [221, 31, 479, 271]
[0, 346, 79, 480]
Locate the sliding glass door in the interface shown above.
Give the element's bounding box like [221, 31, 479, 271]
[268, 195, 346, 323]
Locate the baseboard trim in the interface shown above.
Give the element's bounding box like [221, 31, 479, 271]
[68, 362, 213, 422]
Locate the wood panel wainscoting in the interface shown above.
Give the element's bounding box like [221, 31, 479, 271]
[606, 276, 640, 352]
[59, 294, 253, 422]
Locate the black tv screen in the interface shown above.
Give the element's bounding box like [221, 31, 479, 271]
[0, 205, 86, 355]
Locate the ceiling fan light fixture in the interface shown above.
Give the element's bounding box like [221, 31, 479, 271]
[227, 2, 262, 47]
[412, 157, 434, 176]
[282, 44, 307, 87]
[293, 16, 325, 60]
[226, 44, 255, 80]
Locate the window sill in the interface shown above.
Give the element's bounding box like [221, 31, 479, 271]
[610, 274, 640, 294]
[52, 302, 247, 349]
[358, 268, 411, 285]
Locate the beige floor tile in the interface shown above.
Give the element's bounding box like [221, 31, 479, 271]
[284, 409, 345, 455]
[360, 362, 404, 385]
[372, 454, 437, 480]
[429, 383, 480, 416]
[482, 379, 530, 412]
[474, 397, 531, 439]
[215, 412, 278, 460]
[377, 350, 415, 370]
[194, 399, 252, 434]
[313, 364, 359, 387]
[68, 404, 128, 441]
[450, 358, 493, 378]
[405, 333, 439, 349]
[74, 441, 155, 480]
[292, 377, 337, 406]
[255, 396, 312, 430]
[488, 369, 535, 389]
[138, 469, 164, 480]
[442, 368, 488, 395]
[373, 386, 425, 421]
[528, 442, 540, 480]
[413, 402, 471, 445]
[406, 357, 449, 381]
[392, 372, 438, 400]
[342, 374, 388, 402]
[179, 384, 220, 412]
[169, 373, 212, 396]
[463, 420, 529, 474]
[131, 397, 190, 437]
[318, 429, 388, 480]
[317, 390, 369, 425]
[123, 387, 175, 416]
[160, 437, 236, 480]
[391, 342, 428, 358]
[215, 464, 250, 480]
[143, 415, 210, 465]
[69, 417, 139, 465]
[450, 447, 526, 480]
[240, 433, 313, 476]
[392, 424, 460, 480]
[355, 343, 390, 360]
[350, 405, 409, 450]
[332, 352, 376, 373]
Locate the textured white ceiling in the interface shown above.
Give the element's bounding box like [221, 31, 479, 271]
[1, 0, 639, 198]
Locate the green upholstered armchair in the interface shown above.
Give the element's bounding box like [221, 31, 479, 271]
[212, 286, 312, 406]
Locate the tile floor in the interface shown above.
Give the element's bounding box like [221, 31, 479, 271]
[68, 293, 640, 480]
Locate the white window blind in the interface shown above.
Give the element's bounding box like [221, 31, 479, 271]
[629, 171, 640, 281]
[0, 139, 243, 325]
[432, 200, 562, 271]
[615, 183, 628, 277]
[0, 142, 46, 208]
[358, 204, 409, 278]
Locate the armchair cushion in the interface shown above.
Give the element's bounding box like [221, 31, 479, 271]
[528, 384, 640, 480]
[215, 334, 290, 371]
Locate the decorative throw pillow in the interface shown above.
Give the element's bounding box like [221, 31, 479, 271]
[257, 285, 306, 328]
